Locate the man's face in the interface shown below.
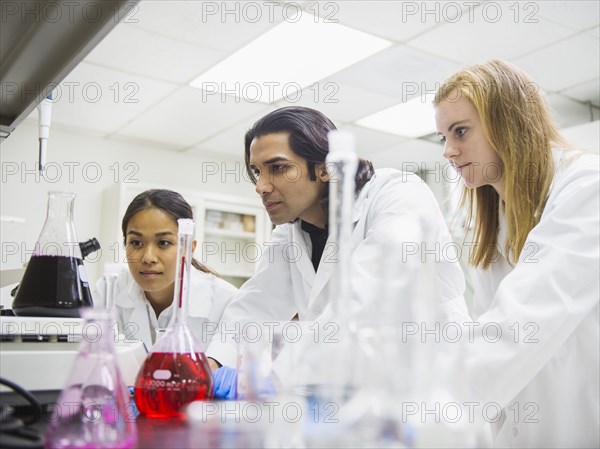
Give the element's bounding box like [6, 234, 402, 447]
[249, 132, 329, 227]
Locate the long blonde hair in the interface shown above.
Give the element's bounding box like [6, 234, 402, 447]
[434, 60, 565, 269]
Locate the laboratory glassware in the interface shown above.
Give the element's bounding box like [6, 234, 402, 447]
[134, 219, 213, 419]
[44, 308, 137, 449]
[290, 130, 361, 447]
[12, 191, 94, 317]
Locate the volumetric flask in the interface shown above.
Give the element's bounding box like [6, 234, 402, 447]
[134, 219, 213, 419]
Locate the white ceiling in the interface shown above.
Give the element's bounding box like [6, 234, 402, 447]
[32, 0, 600, 168]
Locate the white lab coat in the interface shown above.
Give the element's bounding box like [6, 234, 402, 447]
[466, 150, 599, 448]
[94, 268, 237, 352]
[208, 168, 469, 366]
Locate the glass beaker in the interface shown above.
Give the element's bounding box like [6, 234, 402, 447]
[134, 219, 213, 419]
[12, 191, 93, 317]
[44, 308, 137, 449]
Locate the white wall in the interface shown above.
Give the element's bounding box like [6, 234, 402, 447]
[0, 120, 258, 283]
[2, 117, 598, 288]
[561, 120, 600, 152]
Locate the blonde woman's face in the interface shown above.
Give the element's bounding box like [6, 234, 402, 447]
[435, 90, 504, 197]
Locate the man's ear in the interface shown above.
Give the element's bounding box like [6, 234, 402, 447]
[316, 163, 330, 183]
[192, 239, 197, 253]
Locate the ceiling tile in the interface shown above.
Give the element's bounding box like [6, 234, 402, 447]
[367, 139, 446, 171]
[86, 22, 227, 83]
[513, 33, 599, 92]
[311, 1, 439, 42]
[273, 81, 404, 123]
[49, 62, 177, 135]
[561, 78, 600, 106]
[337, 124, 407, 157]
[190, 108, 277, 158]
[409, 6, 577, 63]
[115, 86, 270, 147]
[537, 1, 600, 31]
[330, 44, 460, 100]
[129, 0, 283, 53]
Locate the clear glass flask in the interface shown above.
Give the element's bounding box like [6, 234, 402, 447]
[44, 308, 137, 449]
[12, 191, 93, 317]
[134, 219, 213, 419]
[292, 131, 361, 448]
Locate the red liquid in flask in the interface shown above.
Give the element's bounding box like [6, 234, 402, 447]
[134, 352, 213, 419]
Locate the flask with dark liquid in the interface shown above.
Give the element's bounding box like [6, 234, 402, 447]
[134, 219, 213, 419]
[12, 191, 94, 317]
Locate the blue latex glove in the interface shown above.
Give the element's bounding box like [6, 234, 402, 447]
[212, 366, 237, 400]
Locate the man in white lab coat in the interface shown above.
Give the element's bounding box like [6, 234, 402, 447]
[207, 106, 469, 388]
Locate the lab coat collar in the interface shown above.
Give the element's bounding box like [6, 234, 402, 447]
[352, 172, 374, 224]
[303, 173, 375, 308]
[116, 270, 214, 318]
[115, 276, 145, 309]
[291, 223, 316, 286]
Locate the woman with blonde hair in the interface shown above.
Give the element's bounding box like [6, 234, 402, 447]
[434, 59, 598, 447]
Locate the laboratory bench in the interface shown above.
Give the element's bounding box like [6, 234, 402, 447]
[0, 389, 293, 449]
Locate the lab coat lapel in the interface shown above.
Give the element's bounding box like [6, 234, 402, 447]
[187, 273, 213, 318]
[116, 283, 153, 348]
[308, 192, 365, 309]
[127, 304, 153, 348]
[292, 222, 316, 286]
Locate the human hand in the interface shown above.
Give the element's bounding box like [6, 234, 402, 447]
[212, 366, 237, 400]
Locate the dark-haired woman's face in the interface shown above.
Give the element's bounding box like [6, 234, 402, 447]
[125, 208, 178, 305]
[249, 132, 329, 227]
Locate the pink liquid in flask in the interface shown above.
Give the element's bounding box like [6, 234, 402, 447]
[134, 351, 213, 419]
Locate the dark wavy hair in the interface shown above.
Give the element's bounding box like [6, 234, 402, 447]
[121, 189, 219, 276]
[244, 106, 375, 211]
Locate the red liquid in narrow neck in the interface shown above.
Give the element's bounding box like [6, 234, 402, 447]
[134, 352, 213, 419]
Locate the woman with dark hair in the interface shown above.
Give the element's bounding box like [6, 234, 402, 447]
[95, 189, 237, 351]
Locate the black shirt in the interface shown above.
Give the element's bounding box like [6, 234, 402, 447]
[301, 220, 329, 272]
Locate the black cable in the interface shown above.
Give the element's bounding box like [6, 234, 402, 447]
[0, 378, 42, 425]
[0, 377, 44, 449]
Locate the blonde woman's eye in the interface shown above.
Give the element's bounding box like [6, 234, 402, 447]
[456, 127, 467, 137]
[438, 135, 447, 143]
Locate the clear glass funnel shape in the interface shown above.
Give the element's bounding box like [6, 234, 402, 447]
[134, 219, 213, 419]
[12, 191, 93, 317]
[44, 308, 137, 449]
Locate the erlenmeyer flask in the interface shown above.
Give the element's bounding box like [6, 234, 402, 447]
[13, 191, 93, 317]
[134, 219, 213, 419]
[44, 308, 137, 449]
